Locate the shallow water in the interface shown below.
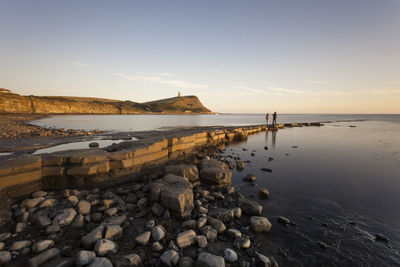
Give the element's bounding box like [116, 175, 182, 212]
[32, 138, 134, 154]
[223, 120, 400, 265]
[31, 114, 400, 132]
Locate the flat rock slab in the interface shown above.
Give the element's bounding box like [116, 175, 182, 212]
[165, 164, 199, 184]
[151, 174, 194, 218]
[199, 159, 232, 186]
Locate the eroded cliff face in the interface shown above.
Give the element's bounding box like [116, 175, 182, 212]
[0, 92, 211, 114]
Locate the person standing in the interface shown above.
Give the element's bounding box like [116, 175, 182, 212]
[272, 112, 277, 125]
[266, 113, 270, 125]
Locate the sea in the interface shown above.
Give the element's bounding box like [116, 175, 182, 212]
[31, 114, 400, 265]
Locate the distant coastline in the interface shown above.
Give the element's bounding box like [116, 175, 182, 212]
[0, 88, 212, 114]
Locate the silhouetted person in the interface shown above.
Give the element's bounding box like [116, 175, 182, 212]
[272, 112, 277, 125]
[266, 113, 270, 125]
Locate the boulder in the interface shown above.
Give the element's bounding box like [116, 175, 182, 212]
[52, 208, 77, 227]
[32, 240, 54, 254]
[104, 225, 123, 240]
[199, 159, 231, 186]
[165, 164, 199, 184]
[208, 208, 234, 223]
[152, 225, 166, 241]
[151, 174, 194, 218]
[250, 217, 272, 233]
[87, 257, 113, 267]
[76, 250, 96, 266]
[0, 251, 11, 265]
[196, 252, 225, 267]
[78, 200, 91, 215]
[233, 236, 251, 249]
[223, 248, 237, 263]
[160, 250, 179, 266]
[206, 217, 226, 233]
[238, 198, 262, 216]
[11, 240, 31, 251]
[27, 247, 59, 267]
[176, 230, 196, 249]
[135, 231, 151, 246]
[94, 239, 118, 256]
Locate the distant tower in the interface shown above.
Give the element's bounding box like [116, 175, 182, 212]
[178, 92, 182, 97]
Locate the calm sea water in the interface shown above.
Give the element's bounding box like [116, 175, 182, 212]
[222, 119, 400, 266]
[31, 114, 400, 132]
[31, 114, 400, 265]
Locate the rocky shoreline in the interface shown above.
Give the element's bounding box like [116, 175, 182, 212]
[0, 114, 99, 140]
[0, 147, 278, 267]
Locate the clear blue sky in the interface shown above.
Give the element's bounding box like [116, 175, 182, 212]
[1, 0, 399, 113]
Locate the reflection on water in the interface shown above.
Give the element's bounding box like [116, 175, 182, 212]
[32, 139, 134, 154]
[31, 114, 400, 132]
[223, 120, 400, 266]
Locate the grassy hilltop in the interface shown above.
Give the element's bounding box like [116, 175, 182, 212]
[0, 89, 212, 114]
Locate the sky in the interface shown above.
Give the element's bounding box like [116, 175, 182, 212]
[0, 0, 399, 114]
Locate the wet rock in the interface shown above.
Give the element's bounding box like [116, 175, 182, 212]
[207, 217, 226, 233]
[375, 233, 389, 242]
[277, 216, 291, 225]
[135, 231, 151, 246]
[151, 203, 165, 217]
[160, 249, 179, 266]
[236, 161, 245, 170]
[250, 217, 272, 233]
[208, 208, 234, 223]
[224, 248, 238, 263]
[199, 159, 232, 186]
[233, 236, 251, 249]
[101, 214, 126, 226]
[152, 241, 163, 252]
[226, 229, 242, 239]
[165, 164, 199, 184]
[46, 224, 60, 234]
[87, 257, 113, 267]
[0, 232, 11, 242]
[317, 241, 328, 249]
[82, 226, 104, 249]
[11, 240, 31, 251]
[32, 240, 54, 254]
[261, 168, 272, 172]
[34, 215, 52, 228]
[22, 197, 44, 208]
[238, 198, 262, 216]
[28, 247, 59, 267]
[15, 222, 27, 233]
[89, 142, 99, 148]
[258, 188, 270, 199]
[176, 230, 196, 249]
[196, 235, 208, 248]
[234, 207, 242, 219]
[196, 252, 225, 267]
[32, 191, 47, 198]
[0, 251, 11, 265]
[78, 200, 91, 215]
[182, 220, 197, 229]
[255, 252, 272, 267]
[200, 226, 217, 241]
[197, 217, 207, 229]
[121, 253, 142, 266]
[104, 225, 123, 240]
[67, 196, 79, 206]
[152, 225, 166, 241]
[94, 239, 118, 256]
[53, 208, 77, 227]
[76, 250, 96, 265]
[151, 174, 194, 218]
[179, 256, 195, 267]
[243, 174, 256, 182]
[267, 157, 274, 162]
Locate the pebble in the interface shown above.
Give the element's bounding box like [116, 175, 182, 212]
[250, 216, 272, 232]
[27, 247, 60, 267]
[67, 195, 79, 206]
[152, 241, 164, 252]
[224, 248, 238, 262]
[94, 239, 118, 256]
[243, 174, 256, 182]
[258, 188, 270, 199]
[277, 216, 291, 225]
[52, 208, 77, 227]
[11, 240, 31, 251]
[104, 207, 118, 217]
[0, 251, 11, 264]
[87, 257, 113, 267]
[176, 230, 196, 249]
[76, 250, 96, 265]
[160, 249, 179, 266]
[32, 240, 54, 253]
[200, 226, 217, 241]
[135, 231, 151, 246]
[121, 253, 142, 266]
[196, 235, 208, 248]
[197, 252, 225, 267]
[78, 200, 91, 215]
[152, 225, 166, 241]
[104, 225, 123, 240]
[233, 236, 251, 249]
[375, 233, 389, 242]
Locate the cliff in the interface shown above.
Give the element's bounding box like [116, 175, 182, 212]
[0, 91, 211, 114]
